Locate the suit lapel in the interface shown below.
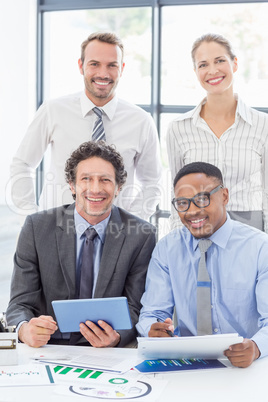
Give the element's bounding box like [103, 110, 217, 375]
[94, 207, 125, 298]
[55, 204, 76, 299]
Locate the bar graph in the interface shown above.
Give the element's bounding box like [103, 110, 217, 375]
[53, 365, 103, 380]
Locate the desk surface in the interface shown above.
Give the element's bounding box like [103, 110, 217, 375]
[0, 343, 267, 402]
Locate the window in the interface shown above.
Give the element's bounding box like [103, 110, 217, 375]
[160, 2, 268, 192]
[38, 2, 268, 227]
[1, 0, 268, 311]
[43, 8, 152, 104]
[161, 3, 268, 107]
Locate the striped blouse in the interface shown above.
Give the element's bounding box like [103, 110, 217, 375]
[166, 95, 268, 232]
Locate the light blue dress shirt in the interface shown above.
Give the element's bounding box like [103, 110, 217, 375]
[74, 208, 110, 296]
[136, 214, 268, 358]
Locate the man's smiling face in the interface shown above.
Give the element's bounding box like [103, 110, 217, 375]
[70, 156, 120, 225]
[78, 39, 125, 106]
[174, 172, 229, 238]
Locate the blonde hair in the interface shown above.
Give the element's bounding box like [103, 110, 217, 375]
[191, 33, 236, 66]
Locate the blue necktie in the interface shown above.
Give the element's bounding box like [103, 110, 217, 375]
[197, 239, 213, 335]
[92, 107, 106, 142]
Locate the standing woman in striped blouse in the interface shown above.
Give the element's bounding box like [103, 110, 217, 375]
[167, 33, 268, 232]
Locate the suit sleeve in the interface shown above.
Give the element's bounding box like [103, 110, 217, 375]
[6, 216, 43, 326]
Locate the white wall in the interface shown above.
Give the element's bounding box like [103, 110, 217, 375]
[0, 0, 36, 205]
[0, 0, 37, 311]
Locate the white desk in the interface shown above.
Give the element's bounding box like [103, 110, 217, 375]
[0, 343, 267, 402]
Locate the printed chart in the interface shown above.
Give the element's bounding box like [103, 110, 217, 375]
[53, 365, 152, 399]
[69, 381, 152, 399]
[0, 364, 54, 386]
[135, 358, 226, 373]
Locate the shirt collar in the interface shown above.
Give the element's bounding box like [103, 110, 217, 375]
[174, 94, 252, 127]
[192, 213, 233, 251]
[235, 94, 253, 125]
[192, 98, 206, 125]
[74, 207, 110, 244]
[80, 91, 118, 120]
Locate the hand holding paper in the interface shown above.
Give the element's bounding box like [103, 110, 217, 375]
[138, 333, 244, 360]
[224, 338, 260, 368]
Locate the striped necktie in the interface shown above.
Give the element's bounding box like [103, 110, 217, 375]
[92, 107, 106, 142]
[197, 239, 213, 335]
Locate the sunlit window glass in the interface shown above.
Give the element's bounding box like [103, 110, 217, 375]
[43, 8, 152, 104]
[161, 3, 268, 108]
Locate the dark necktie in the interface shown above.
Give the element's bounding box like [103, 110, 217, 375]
[197, 239, 213, 336]
[79, 227, 98, 299]
[92, 107, 106, 142]
[69, 227, 97, 345]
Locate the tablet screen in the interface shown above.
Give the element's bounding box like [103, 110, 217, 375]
[52, 297, 132, 332]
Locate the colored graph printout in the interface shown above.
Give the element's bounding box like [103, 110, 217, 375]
[53, 365, 153, 399]
[0, 364, 54, 386]
[135, 358, 226, 373]
[53, 365, 112, 382]
[69, 381, 152, 399]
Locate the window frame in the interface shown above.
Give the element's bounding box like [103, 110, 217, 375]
[36, 0, 268, 224]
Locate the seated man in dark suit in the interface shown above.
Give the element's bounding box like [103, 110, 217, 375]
[6, 141, 156, 348]
[137, 161, 268, 368]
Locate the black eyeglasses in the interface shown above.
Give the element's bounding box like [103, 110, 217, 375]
[172, 185, 223, 212]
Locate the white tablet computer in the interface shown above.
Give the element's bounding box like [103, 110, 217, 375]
[52, 297, 132, 333]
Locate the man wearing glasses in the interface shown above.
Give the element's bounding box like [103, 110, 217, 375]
[137, 161, 268, 368]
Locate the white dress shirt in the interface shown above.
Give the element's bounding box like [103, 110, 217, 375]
[10, 92, 162, 220]
[167, 95, 268, 231]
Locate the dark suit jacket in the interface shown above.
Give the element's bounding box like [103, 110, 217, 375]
[6, 204, 156, 347]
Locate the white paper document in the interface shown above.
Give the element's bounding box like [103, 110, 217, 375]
[32, 345, 138, 373]
[137, 333, 244, 359]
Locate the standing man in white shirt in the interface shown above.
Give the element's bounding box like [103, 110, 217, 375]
[10, 32, 162, 221]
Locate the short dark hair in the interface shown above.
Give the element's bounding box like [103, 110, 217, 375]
[65, 141, 127, 191]
[80, 32, 124, 64]
[173, 162, 223, 188]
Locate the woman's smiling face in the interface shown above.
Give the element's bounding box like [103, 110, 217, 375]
[194, 41, 238, 95]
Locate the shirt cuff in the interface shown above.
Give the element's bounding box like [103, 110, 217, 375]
[16, 320, 28, 342]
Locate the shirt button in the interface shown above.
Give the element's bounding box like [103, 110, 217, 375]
[214, 328, 219, 333]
